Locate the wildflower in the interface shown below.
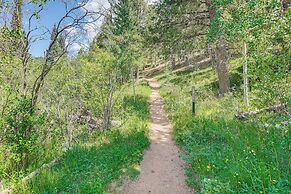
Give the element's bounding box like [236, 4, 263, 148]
[275, 124, 281, 129]
[282, 121, 289, 126]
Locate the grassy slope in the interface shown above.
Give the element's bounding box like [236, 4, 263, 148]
[15, 82, 151, 194]
[158, 62, 290, 193]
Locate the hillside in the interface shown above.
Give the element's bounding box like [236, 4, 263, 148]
[153, 61, 290, 193]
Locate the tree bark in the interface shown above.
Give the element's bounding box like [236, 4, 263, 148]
[243, 42, 249, 106]
[136, 68, 140, 81]
[103, 76, 115, 130]
[132, 68, 136, 101]
[205, 0, 230, 97]
[12, 0, 23, 30]
[214, 36, 230, 96]
[282, 0, 289, 13]
[171, 52, 176, 70]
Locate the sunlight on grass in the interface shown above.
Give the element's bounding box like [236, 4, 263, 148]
[14, 83, 151, 194]
[158, 62, 290, 193]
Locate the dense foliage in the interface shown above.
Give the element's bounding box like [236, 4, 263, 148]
[0, 0, 150, 191]
[0, 0, 290, 193]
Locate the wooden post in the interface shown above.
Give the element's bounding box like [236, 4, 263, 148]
[192, 86, 196, 115]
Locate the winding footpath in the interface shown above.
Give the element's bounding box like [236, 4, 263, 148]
[121, 79, 193, 194]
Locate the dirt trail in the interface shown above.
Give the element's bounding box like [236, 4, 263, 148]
[121, 79, 193, 194]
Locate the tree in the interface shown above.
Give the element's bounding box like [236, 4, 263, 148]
[221, 0, 290, 106]
[153, 0, 230, 96]
[47, 24, 67, 65]
[109, 0, 146, 99]
[11, 0, 23, 31]
[1, 0, 105, 172]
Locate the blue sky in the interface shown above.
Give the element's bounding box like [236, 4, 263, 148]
[23, 0, 157, 57]
[23, 0, 110, 57]
[25, 1, 67, 57]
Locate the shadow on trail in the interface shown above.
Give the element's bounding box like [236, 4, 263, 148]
[123, 95, 150, 121]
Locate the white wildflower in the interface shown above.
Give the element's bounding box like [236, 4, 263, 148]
[264, 123, 270, 127]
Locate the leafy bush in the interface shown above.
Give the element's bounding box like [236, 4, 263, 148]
[1, 97, 45, 175]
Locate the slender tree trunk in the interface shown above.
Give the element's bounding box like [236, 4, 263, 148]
[282, 0, 288, 13]
[23, 153, 29, 171]
[12, 0, 28, 96]
[132, 68, 136, 101]
[186, 54, 191, 66]
[214, 36, 230, 96]
[171, 52, 176, 70]
[243, 42, 249, 106]
[12, 0, 23, 30]
[103, 97, 113, 130]
[22, 60, 28, 96]
[206, 0, 230, 97]
[22, 41, 30, 97]
[208, 43, 217, 68]
[64, 109, 73, 148]
[136, 68, 140, 81]
[103, 77, 115, 130]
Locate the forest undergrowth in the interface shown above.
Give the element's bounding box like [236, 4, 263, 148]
[9, 82, 151, 193]
[159, 62, 290, 193]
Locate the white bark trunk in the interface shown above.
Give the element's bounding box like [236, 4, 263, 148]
[243, 42, 249, 107]
[132, 68, 136, 101]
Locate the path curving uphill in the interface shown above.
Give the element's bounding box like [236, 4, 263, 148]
[121, 79, 193, 194]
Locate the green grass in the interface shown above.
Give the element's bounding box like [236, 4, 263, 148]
[158, 63, 290, 193]
[14, 82, 151, 193]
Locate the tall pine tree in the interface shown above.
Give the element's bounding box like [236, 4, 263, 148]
[47, 24, 66, 64]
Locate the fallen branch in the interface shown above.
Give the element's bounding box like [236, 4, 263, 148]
[0, 157, 61, 194]
[22, 157, 61, 182]
[236, 103, 288, 119]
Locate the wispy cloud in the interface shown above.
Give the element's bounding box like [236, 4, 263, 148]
[147, 0, 159, 4]
[67, 0, 110, 55]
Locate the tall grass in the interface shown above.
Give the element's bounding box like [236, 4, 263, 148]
[159, 65, 290, 193]
[14, 82, 151, 193]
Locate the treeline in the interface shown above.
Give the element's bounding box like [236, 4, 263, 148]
[152, 1, 290, 192]
[148, 0, 290, 105]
